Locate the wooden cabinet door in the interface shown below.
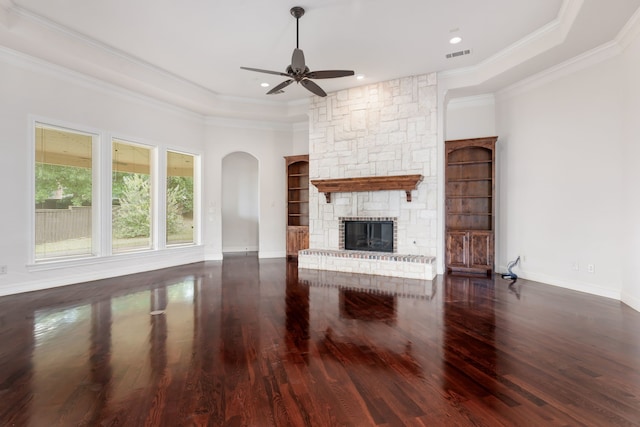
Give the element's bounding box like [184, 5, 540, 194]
[446, 231, 468, 269]
[469, 231, 494, 270]
[298, 227, 309, 254]
[286, 227, 298, 257]
[287, 226, 309, 257]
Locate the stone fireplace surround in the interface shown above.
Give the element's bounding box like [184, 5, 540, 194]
[299, 73, 438, 281]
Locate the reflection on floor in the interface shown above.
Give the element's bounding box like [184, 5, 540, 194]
[298, 267, 436, 299]
[0, 255, 639, 426]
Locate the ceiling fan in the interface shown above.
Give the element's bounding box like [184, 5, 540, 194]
[240, 6, 355, 97]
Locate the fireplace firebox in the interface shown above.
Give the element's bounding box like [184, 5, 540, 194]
[344, 220, 394, 253]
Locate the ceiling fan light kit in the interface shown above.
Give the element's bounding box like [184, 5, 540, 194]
[240, 6, 354, 97]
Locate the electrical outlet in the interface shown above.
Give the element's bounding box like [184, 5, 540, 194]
[587, 264, 595, 273]
[0, 265, 7, 275]
[572, 262, 580, 271]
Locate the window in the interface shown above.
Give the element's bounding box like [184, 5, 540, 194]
[34, 124, 96, 260]
[112, 139, 153, 253]
[33, 120, 199, 263]
[166, 151, 195, 245]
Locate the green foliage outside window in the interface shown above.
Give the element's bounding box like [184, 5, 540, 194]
[112, 174, 151, 239]
[167, 176, 193, 215]
[35, 164, 92, 207]
[35, 164, 194, 241]
[112, 174, 190, 239]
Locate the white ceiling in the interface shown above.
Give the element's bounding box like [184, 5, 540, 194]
[1, 0, 639, 119]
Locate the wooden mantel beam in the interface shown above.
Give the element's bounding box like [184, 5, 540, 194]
[310, 174, 423, 203]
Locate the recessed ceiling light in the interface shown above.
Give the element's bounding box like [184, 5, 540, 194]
[260, 82, 270, 88]
[449, 36, 463, 45]
[356, 74, 365, 80]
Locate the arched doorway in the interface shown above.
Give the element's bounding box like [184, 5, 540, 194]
[221, 152, 259, 255]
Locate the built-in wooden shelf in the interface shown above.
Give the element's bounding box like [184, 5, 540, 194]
[285, 154, 309, 257]
[445, 136, 497, 276]
[310, 174, 423, 203]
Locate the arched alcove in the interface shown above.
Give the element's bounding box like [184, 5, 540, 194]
[221, 152, 259, 254]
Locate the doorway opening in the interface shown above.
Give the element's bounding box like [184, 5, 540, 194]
[221, 152, 259, 256]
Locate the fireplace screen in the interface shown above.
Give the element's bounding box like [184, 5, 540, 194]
[344, 220, 394, 253]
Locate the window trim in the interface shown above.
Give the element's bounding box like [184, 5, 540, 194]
[165, 148, 201, 247]
[27, 116, 202, 267]
[29, 116, 103, 264]
[110, 137, 157, 255]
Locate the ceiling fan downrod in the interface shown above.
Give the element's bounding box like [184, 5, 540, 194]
[290, 6, 305, 49]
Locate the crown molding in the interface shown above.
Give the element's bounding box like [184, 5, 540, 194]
[439, 0, 584, 89]
[0, 41, 309, 128]
[6, 2, 219, 94]
[0, 2, 310, 120]
[205, 116, 304, 132]
[0, 45, 206, 122]
[616, 4, 640, 50]
[497, 5, 640, 100]
[447, 94, 495, 110]
[0, 42, 311, 128]
[495, 41, 619, 100]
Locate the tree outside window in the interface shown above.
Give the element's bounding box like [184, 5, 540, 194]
[112, 140, 153, 253]
[34, 125, 95, 260]
[166, 151, 195, 245]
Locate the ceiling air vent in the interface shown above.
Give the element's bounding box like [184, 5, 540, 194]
[446, 49, 471, 59]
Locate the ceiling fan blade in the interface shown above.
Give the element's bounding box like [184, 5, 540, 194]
[267, 79, 294, 94]
[240, 66, 290, 77]
[291, 48, 306, 74]
[301, 79, 327, 97]
[306, 70, 355, 79]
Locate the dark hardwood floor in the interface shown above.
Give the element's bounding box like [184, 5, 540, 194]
[1, 254, 639, 426]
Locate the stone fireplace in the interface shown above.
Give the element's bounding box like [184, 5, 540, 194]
[298, 73, 438, 280]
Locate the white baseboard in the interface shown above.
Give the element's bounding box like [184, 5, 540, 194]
[622, 291, 640, 313]
[222, 246, 259, 253]
[0, 247, 204, 297]
[497, 265, 621, 300]
[258, 251, 286, 259]
[204, 251, 223, 261]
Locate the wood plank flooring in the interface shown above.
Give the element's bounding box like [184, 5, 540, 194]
[1, 253, 639, 426]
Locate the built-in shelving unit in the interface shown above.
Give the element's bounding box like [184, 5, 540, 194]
[285, 155, 309, 258]
[445, 137, 497, 276]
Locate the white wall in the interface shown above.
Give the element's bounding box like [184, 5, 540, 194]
[446, 95, 496, 141]
[203, 121, 295, 260]
[221, 152, 259, 252]
[621, 31, 640, 311]
[494, 49, 627, 300]
[292, 123, 310, 155]
[0, 50, 206, 296]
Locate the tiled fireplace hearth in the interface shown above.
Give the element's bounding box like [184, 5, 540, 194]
[298, 249, 435, 280]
